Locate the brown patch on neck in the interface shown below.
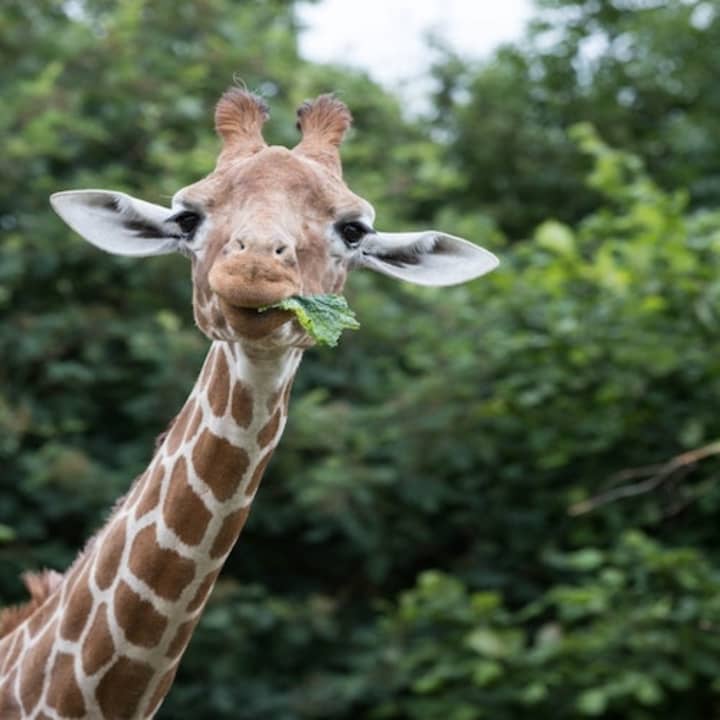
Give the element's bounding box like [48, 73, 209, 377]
[245, 451, 273, 498]
[206, 348, 230, 416]
[209, 507, 250, 559]
[95, 655, 153, 719]
[1, 630, 23, 676]
[231, 381, 254, 428]
[257, 408, 282, 448]
[19, 622, 56, 714]
[82, 603, 115, 676]
[94, 518, 126, 591]
[165, 398, 197, 456]
[26, 592, 59, 637]
[128, 525, 196, 601]
[114, 581, 168, 648]
[166, 619, 195, 659]
[135, 462, 164, 519]
[191, 429, 250, 502]
[60, 566, 92, 642]
[186, 569, 221, 614]
[46, 651, 87, 717]
[163, 457, 212, 546]
[0, 669, 21, 719]
[185, 403, 205, 442]
[144, 666, 178, 717]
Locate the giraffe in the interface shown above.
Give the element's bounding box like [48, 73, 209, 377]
[0, 88, 498, 719]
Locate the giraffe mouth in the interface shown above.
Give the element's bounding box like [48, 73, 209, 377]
[218, 299, 295, 339]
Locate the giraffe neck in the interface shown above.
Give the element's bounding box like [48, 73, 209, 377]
[0, 340, 302, 720]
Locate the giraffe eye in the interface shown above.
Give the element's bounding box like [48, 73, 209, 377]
[337, 220, 372, 247]
[170, 210, 202, 237]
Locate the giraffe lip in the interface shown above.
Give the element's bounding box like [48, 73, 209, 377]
[217, 298, 295, 337]
[223, 302, 291, 318]
[224, 303, 290, 320]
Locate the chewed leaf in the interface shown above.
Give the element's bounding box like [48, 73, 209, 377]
[259, 294, 360, 347]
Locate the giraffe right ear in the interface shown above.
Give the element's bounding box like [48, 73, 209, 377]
[50, 190, 182, 257]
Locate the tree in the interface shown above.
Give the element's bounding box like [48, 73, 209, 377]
[429, 0, 720, 237]
[3, 1, 720, 717]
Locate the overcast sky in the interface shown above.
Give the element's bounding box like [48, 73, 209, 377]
[297, 0, 534, 89]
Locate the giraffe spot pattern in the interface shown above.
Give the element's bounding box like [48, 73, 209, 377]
[19, 623, 55, 713]
[125, 472, 146, 507]
[199, 346, 216, 386]
[207, 349, 230, 416]
[135, 462, 164, 518]
[1, 632, 23, 675]
[94, 518, 126, 591]
[0, 669, 21, 719]
[60, 568, 92, 642]
[96, 655, 153, 719]
[61, 555, 86, 595]
[163, 457, 212, 547]
[26, 593, 59, 638]
[46, 651, 86, 717]
[266, 385, 285, 413]
[210, 508, 249, 559]
[186, 569, 220, 614]
[231, 381, 254, 428]
[192, 429, 250, 502]
[128, 525, 196, 601]
[166, 619, 195, 659]
[114, 581, 168, 648]
[144, 666, 177, 718]
[0, 343, 301, 717]
[245, 451, 273, 498]
[81, 603, 115, 676]
[166, 399, 197, 456]
[257, 408, 282, 448]
[184, 404, 204, 443]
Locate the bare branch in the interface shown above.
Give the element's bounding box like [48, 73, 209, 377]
[568, 440, 720, 516]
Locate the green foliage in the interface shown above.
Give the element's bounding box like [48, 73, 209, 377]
[430, 0, 720, 237]
[348, 531, 720, 719]
[2, 2, 720, 719]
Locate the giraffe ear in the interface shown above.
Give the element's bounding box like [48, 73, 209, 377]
[50, 190, 181, 257]
[353, 231, 499, 286]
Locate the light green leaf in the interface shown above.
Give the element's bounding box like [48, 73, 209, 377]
[259, 294, 360, 347]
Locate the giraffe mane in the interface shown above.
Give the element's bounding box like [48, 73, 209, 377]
[0, 569, 63, 638]
[0, 463, 151, 639]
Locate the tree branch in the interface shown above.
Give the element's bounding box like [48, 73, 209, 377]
[568, 440, 720, 516]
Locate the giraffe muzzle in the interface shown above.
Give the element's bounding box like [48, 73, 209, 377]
[208, 254, 301, 310]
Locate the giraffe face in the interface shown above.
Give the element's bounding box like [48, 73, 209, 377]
[50, 90, 499, 348]
[175, 145, 373, 343]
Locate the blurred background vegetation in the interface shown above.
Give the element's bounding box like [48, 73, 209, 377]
[3, 0, 720, 717]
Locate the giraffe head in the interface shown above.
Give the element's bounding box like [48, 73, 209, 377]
[50, 89, 498, 346]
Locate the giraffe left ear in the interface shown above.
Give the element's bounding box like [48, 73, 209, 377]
[353, 230, 499, 286]
[50, 190, 181, 257]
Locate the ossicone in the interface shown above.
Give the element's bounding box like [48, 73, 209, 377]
[294, 94, 352, 175]
[296, 94, 352, 147]
[214, 87, 269, 159]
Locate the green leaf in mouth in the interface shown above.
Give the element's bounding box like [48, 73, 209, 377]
[258, 294, 360, 347]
